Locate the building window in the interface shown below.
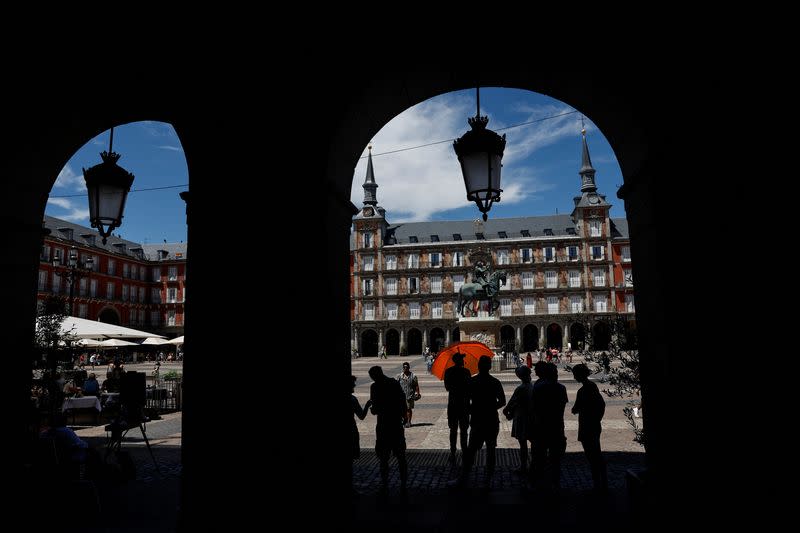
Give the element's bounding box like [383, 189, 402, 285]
[108, 259, 115, 276]
[151, 288, 161, 303]
[107, 282, 115, 299]
[168, 288, 177, 303]
[498, 231, 507, 238]
[453, 274, 465, 293]
[432, 301, 443, 318]
[53, 248, 63, 265]
[409, 302, 420, 319]
[522, 272, 533, 289]
[543, 228, 554, 236]
[41, 245, 50, 262]
[568, 270, 581, 288]
[363, 255, 374, 271]
[140, 287, 145, 302]
[408, 277, 419, 294]
[430, 252, 441, 267]
[521, 248, 533, 264]
[121, 285, 129, 301]
[363, 303, 374, 320]
[591, 245, 604, 260]
[475, 232, 484, 240]
[622, 246, 631, 262]
[547, 296, 560, 314]
[407, 254, 419, 269]
[38, 270, 48, 291]
[430, 275, 442, 294]
[453, 233, 462, 241]
[362, 279, 373, 296]
[78, 304, 88, 318]
[521, 230, 531, 237]
[78, 279, 87, 297]
[409, 236, 418, 243]
[524, 297, 535, 315]
[500, 298, 512, 316]
[594, 295, 608, 312]
[363, 232, 372, 248]
[90, 279, 97, 297]
[624, 268, 633, 287]
[593, 269, 606, 287]
[544, 246, 555, 263]
[167, 310, 176, 326]
[430, 235, 440, 242]
[590, 219, 602, 237]
[385, 278, 397, 295]
[385, 255, 397, 270]
[150, 311, 160, 325]
[497, 249, 509, 265]
[152, 266, 161, 281]
[168, 266, 178, 280]
[568, 246, 579, 261]
[452, 251, 464, 267]
[625, 294, 635, 312]
[123, 263, 130, 278]
[52, 275, 61, 294]
[545, 271, 558, 288]
[387, 303, 398, 319]
[570, 295, 583, 313]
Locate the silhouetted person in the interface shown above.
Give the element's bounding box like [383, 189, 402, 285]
[82, 373, 99, 397]
[571, 363, 608, 492]
[351, 375, 372, 460]
[601, 352, 611, 375]
[452, 355, 506, 488]
[503, 365, 535, 475]
[531, 361, 568, 491]
[368, 366, 408, 493]
[444, 352, 471, 463]
[396, 362, 420, 428]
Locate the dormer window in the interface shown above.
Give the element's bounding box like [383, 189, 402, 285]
[543, 228, 554, 236]
[475, 233, 485, 240]
[430, 235, 440, 242]
[498, 231, 507, 238]
[81, 233, 96, 246]
[57, 227, 74, 241]
[158, 250, 169, 260]
[409, 236, 418, 243]
[521, 230, 531, 237]
[130, 247, 143, 259]
[112, 243, 127, 254]
[566, 228, 577, 235]
[453, 233, 462, 241]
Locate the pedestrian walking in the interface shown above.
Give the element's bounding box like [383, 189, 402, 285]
[571, 363, 608, 492]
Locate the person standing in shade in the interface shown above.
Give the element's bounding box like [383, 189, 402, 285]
[451, 355, 506, 488]
[444, 352, 471, 463]
[396, 362, 420, 428]
[571, 363, 608, 492]
[503, 365, 535, 475]
[531, 362, 568, 491]
[368, 366, 408, 493]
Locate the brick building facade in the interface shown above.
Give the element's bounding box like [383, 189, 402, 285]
[351, 133, 634, 357]
[37, 215, 186, 338]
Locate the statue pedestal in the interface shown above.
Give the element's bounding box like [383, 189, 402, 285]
[457, 316, 505, 372]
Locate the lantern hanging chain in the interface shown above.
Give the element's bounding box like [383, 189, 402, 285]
[476, 86, 480, 118]
[108, 127, 114, 154]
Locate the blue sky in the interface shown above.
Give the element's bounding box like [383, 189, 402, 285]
[47, 121, 189, 244]
[350, 87, 626, 223]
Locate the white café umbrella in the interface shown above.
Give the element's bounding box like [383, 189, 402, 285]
[141, 337, 171, 346]
[98, 338, 139, 348]
[39, 316, 168, 340]
[166, 336, 184, 346]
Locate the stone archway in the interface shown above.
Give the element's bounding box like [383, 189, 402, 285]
[570, 322, 586, 351]
[522, 324, 538, 352]
[429, 328, 445, 353]
[360, 329, 379, 357]
[98, 306, 121, 325]
[385, 329, 400, 356]
[407, 328, 422, 356]
[546, 323, 563, 350]
[452, 327, 460, 343]
[500, 325, 516, 353]
[593, 321, 611, 351]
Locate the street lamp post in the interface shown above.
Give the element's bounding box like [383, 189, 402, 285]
[52, 245, 94, 317]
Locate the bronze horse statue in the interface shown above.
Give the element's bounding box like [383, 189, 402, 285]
[458, 270, 507, 317]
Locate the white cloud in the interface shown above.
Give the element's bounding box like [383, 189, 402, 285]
[53, 163, 86, 191]
[46, 197, 89, 222]
[349, 94, 568, 222]
[158, 145, 183, 152]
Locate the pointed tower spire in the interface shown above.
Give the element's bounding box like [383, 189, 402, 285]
[362, 144, 378, 206]
[579, 126, 597, 193]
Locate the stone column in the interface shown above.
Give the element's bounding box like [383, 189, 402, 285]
[539, 325, 546, 349]
[446, 328, 451, 345]
[378, 329, 384, 350]
[423, 328, 428, 351]
[563, 322, 570, 349]
[516, 325, 522, 351]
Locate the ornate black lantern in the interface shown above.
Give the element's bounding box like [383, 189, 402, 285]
[83, 127, 135, 244]
[453, 87, 506, 221]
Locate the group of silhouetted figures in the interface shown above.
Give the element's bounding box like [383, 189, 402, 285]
[351, 355, 608, 495]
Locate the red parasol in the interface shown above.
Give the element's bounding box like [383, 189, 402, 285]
[430, 341, 494, 380]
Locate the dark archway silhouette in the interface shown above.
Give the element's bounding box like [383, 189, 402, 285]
[429, 328, 445, 353]
[522, 324, 538, 352]
[570, 322, 586, 350]
[546, 323, 563, 350]
[385, 328, 400, 355]
[592, 321, 611, 351]
[451, 327, 460, 343]
[500, 325, 516, 353]
[407, 328, 422, 355]
[360, 329, 378, 357]
[98, 307, 120, 325]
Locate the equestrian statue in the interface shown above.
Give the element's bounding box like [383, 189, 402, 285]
[458, 260, 507, 317]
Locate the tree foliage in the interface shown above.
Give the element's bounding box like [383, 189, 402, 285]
[34, 295, 77, 368]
